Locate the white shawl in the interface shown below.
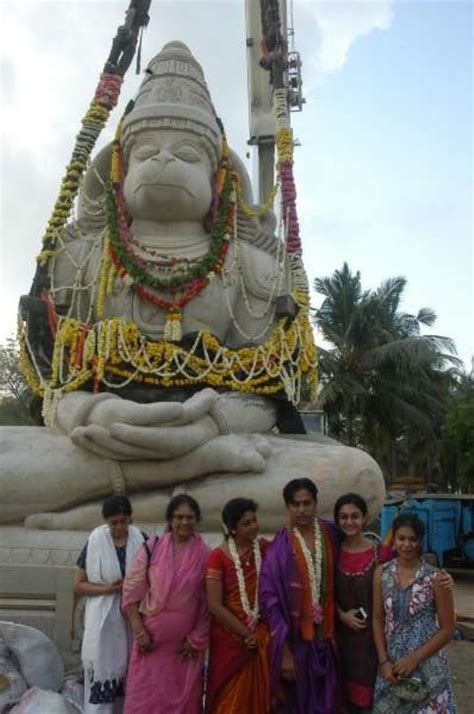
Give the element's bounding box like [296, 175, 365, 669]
[82, 524, 144, 692]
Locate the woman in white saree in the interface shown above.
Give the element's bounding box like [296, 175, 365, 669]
[74, 495, 145, 713]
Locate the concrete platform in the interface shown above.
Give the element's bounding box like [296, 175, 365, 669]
[453, 575, 474, 621]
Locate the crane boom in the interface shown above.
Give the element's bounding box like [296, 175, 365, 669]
[245, 0, 287, 203]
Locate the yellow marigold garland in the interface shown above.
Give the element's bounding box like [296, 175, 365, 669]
[37, 73, 123, 262]
[21, 76, 320, 409]
[275, 127, 294, 165]
[236, 180, 278, 219]
[20, 291, 317, 405]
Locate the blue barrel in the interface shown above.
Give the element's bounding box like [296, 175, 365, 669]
[461, 500, 474, 562]
[380, 504, 400, 543]
[464, 535, 474, 562]
[461, 501, 474, 535]
[423, 499, 461, 567]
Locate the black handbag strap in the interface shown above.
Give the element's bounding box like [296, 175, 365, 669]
[143, 535, 159, 586]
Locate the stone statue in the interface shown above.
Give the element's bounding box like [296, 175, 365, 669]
[4, 42, 384, 531]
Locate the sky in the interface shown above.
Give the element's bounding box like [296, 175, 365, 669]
[0, 0, 472, 370]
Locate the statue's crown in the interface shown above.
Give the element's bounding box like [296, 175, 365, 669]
[121, 41, 221, 168]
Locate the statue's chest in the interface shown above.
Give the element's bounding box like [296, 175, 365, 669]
[101, 247, 239, 342]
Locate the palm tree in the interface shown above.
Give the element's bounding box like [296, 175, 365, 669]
[313, 263, 460, 482]
[440, 372, 474, 492]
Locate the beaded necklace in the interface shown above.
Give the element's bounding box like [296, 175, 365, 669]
[228, 536, 262, 630]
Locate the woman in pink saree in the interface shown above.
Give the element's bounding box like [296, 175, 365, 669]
[122, 495, 210, 714]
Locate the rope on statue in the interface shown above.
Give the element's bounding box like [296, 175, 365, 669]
[31, 0, 152, 291]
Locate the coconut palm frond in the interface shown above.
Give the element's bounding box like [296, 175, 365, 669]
[416, 307, 437, 326]
[310, 264, 459, 478]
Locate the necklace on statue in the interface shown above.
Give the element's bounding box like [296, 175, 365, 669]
[106, 116, 236, 341]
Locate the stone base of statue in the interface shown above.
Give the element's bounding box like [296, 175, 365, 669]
[0, 527, 84, 652]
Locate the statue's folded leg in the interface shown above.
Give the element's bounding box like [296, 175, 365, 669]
[0, 427, 271, 526]
[20, 435, 385, 533]
[175, 435, 386, 532]
[0, 427, 110, 524]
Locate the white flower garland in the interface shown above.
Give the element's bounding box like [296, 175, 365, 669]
[293, 518, 324, 624]
[228, 536, 262, 629]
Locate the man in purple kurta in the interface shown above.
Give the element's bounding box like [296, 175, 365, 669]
[260, 478, 340, 713]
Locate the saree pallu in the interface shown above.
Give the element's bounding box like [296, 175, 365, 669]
[122, 533, 210, 714]
[206, 544, 270, 713]
[124, 606, 205, 714]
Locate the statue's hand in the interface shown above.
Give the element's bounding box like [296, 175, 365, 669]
[71, 389, 220, 461]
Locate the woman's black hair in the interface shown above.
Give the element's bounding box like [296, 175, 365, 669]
[392, 512, 425, 542]
[165, 494, 201, 523]
[102, 495, 132, 520]
[334, 493, 368, 522]
[282, 478, 318, 505]
[221, 498, 258, 538]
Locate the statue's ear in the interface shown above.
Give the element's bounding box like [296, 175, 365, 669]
[80, 142, 113, 201]
[76, 143, 113, 231]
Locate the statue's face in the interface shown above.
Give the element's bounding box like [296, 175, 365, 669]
[123, 129, 214, 223]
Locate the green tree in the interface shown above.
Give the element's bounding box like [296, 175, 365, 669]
[313, 263, 460, 482]
[0, 337, 34, 425]
[441, 374, 474, 492]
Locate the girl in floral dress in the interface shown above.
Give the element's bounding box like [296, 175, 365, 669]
[372, 513, 456, 713]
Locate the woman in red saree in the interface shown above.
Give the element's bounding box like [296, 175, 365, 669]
[206, 498, 270, 713]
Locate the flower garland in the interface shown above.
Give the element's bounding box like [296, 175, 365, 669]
[236, 180, 278, 219]
[108, 125, 234, 291]
[37, 73, 123, 263]
[105, 115, 237, 340]
[20, 73, 320, 408]
[20, 290, 317, 412]
[293, 518, 324, 624]
[228, 536, 262, 629]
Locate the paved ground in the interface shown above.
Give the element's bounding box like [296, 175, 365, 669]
[452, 576, 474, 620]
[447, 640, 473, 713]
[448, 573, 474, 713]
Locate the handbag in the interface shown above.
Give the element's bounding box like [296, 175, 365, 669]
[392, 676, 428, 703]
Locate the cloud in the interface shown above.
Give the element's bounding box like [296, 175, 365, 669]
[301, 0, 394, 75]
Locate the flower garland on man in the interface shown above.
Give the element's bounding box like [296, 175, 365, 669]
[260, 478, 339, 713]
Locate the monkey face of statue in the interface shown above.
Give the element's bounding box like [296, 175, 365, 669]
[122, 129, 214, 223]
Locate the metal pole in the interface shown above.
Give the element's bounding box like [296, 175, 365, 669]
[245, 0, 287, 204]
